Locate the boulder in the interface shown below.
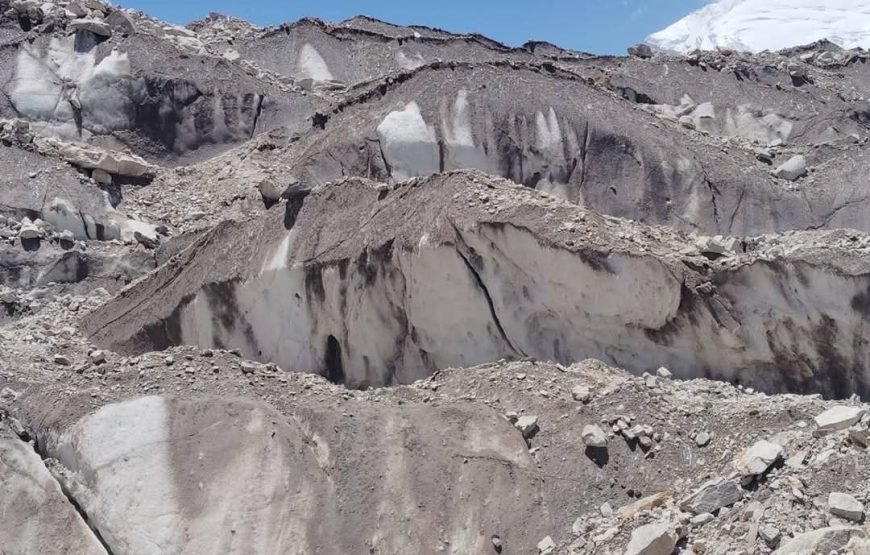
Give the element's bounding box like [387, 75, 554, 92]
[70, 18, 112, 37]
[828, 492, 864, 522]
[582, 424, 608, 448]
[104, 10, 135, 34]
[773, 526, 869, 555]
[628, 44, 654, 59]
[571, 385, 591, 402]
[624, 522, 678, 555]
[679, 477, 743, 514]
[772, 155, 807, 181]
[515, 415, 539, 439]
[537, 535, 555, 554]
[733, 440, 783, 477]
[815, 406, 866, 434]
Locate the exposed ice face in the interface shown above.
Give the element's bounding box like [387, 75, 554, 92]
[376, 95, 575, 188]
[376, 101, 440, 181]
[648, 0, 870, 53]
[297, 43, 334, 81]
[11, 35, 133, 135]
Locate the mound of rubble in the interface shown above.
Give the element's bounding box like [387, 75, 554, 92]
[5, 1, 870, 554]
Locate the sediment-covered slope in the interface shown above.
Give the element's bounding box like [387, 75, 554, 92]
[225, 15, 587, 88]
[183, 58, 870, 236]
[2, 347, 866, 555]
[82, 171, 870, 397]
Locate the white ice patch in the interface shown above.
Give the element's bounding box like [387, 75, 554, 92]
[376, 101, 439, 181]
[441, 90, 496, 173]
[52, 397, 181, 554]
[396, 51, 425, 70]
[535, 107, 563, 151]
[297, 44, 333, 81]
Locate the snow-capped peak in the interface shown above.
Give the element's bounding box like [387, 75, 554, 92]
[647, 0, 870, 53]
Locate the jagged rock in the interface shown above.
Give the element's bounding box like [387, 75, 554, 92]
[828, 492, 864, 522]
[760, 525, 781, 546]
[655, 367, 672, 379]
[679, 477, 743, 514]
[52, 354, 71, 366]
[88, 350, 106, 365]
[257, 179, 284, 201]
[70, 18, 112, 36]
[849, 427, 870, 447]
[34, 138, 156, 178]
[624, 522, 678, 555]
[815, 406, 866, 434]
[515, 415, 539, 439]
[104, 10, 135, 34]
[733, 440, 783, 477]
[18, 222, 43, 240]
[695, 431, 711, 447]
[772, 155, 808, 181]
[773, 527, 869, 555]
[572, 385, 592, 402]
[537, 536, 555, 554]
[582, 424, 608, 448]
[627, 44, 654, 59]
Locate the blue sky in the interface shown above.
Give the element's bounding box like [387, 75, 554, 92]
[122, 0, 710, 54]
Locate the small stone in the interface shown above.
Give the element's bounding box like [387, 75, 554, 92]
[695, 431, 711, 447]
[53, 354, 71, 366]
[0, 387, 19, 403]
[828, 492, 864, 522]
[760, 525, 781, 546]
[537, 535, 555, 554]
[655, 367, 672, 379]
[624, 522, 678, 555]
[690, 513, 714, 526]
[571, 384, 591, 402]
[88, 350, 106, 365]
[848, 427, 870, 447]
[515, 415, 539, 439]
[240, 361, 257, 375]
[600, 502, 613, 517]
[92, 168, 112, 185]
[815, 406, 866, 434]
[491, 535, 502, 553]
[134, 231, 159, 249]
[582, 424, 608, 448]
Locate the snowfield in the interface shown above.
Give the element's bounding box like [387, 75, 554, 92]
[647, 0, 870, 53]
